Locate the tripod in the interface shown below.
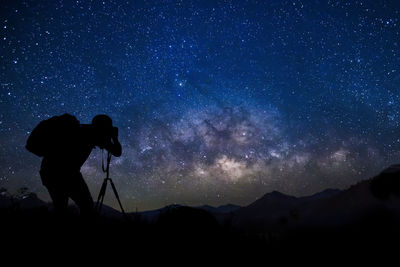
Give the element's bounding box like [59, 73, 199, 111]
[95, 149, 127, 218]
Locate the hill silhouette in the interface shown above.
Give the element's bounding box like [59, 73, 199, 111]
[2, 165, 400, 261]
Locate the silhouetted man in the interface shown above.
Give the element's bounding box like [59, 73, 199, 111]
[39, 114, 122, 217]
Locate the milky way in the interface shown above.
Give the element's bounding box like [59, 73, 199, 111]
[1, 1, 400, 211]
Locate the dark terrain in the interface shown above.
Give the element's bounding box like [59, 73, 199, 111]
[2, 165, 400, 262]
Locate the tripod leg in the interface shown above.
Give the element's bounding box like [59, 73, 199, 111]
[109, 179, 127, 216]
[95, 178, 108, 212]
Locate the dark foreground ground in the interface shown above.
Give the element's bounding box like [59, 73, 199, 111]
[2, 205, 400, 264]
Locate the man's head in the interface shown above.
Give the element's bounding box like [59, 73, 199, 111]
[91, 114, 114, 149]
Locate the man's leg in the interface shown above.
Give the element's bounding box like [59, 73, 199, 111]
[46, 184, 69, 218]
[68, 172, 95, 218]
[40, 169, 69, 215]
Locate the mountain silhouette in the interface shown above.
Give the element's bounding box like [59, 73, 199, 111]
[2, 165, 400, 266]
[231, 190, 302, 230]
[0, 191, 49, 210]
[135, 204, 183, 222]
[2, 164, 400, 263]
[231, 164, 400, 230]
[2, 164, 400, 232]
[300, 188, 341, 202]
[196, 204, 241, 214]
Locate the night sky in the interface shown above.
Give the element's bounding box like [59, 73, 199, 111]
[1, 0, 400, 211]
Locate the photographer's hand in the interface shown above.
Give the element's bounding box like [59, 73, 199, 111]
[112, 127, 119, 140]
[106, 127, 122, 157]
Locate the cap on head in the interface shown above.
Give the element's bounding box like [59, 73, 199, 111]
[92, 114, 113, 130]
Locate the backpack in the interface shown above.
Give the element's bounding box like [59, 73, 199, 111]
[25, 113, 80, 157]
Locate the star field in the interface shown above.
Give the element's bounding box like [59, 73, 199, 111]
[1, 0, 400, 211]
